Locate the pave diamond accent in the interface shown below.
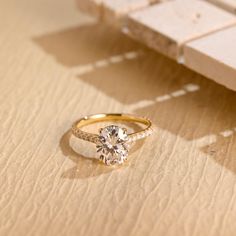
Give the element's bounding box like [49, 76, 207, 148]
[128, 127, 153, 142]
[96, 125, 129, 165]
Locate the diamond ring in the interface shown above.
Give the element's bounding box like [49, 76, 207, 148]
[71, 113, 153, 166]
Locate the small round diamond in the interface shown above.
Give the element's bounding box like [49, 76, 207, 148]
[96, 125, 129, 165]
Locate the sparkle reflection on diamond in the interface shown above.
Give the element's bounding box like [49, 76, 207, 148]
[96, 125, 129, 165]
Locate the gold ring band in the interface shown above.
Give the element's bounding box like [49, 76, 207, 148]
[71, 113, 153, 165]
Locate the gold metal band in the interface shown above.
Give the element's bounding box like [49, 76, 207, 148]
[71, 113, 153, 144]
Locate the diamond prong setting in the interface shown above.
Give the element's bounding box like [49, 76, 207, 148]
[96, 125, 129, 166]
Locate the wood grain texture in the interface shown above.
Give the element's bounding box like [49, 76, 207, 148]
[206, 0, 236, 14]
[126, 0, 236, 60]
[1, 0, 236, 236]
[184, 26, 236, 91]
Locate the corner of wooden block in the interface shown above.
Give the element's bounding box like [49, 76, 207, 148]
[76, 0, 102, 19]
[125, 16, 179, 60]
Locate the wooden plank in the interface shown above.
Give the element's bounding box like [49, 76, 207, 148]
[125, 0, 236, 60]
[184, 26, 236, 91]
[206, 0, 236, 14]
[76, 0, 103, 18]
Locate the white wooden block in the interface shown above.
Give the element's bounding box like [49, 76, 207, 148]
[101, 0, 160, 21]
[126, 0, 236, 60]
[206, 0, 236, 14]
[76, 0, 103, 18]
[184, 26, 236, 91]
[76, 0, 161, 21]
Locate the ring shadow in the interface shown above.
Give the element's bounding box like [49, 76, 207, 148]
[60, 130, 113, 179]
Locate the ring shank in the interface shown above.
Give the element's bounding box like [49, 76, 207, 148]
[72, 113, 153, 143]
[77, 113, 151, 128]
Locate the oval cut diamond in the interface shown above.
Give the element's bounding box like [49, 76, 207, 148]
[96, 125, 129, 165]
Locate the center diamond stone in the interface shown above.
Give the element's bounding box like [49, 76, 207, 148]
[96, 125, 129, 165]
